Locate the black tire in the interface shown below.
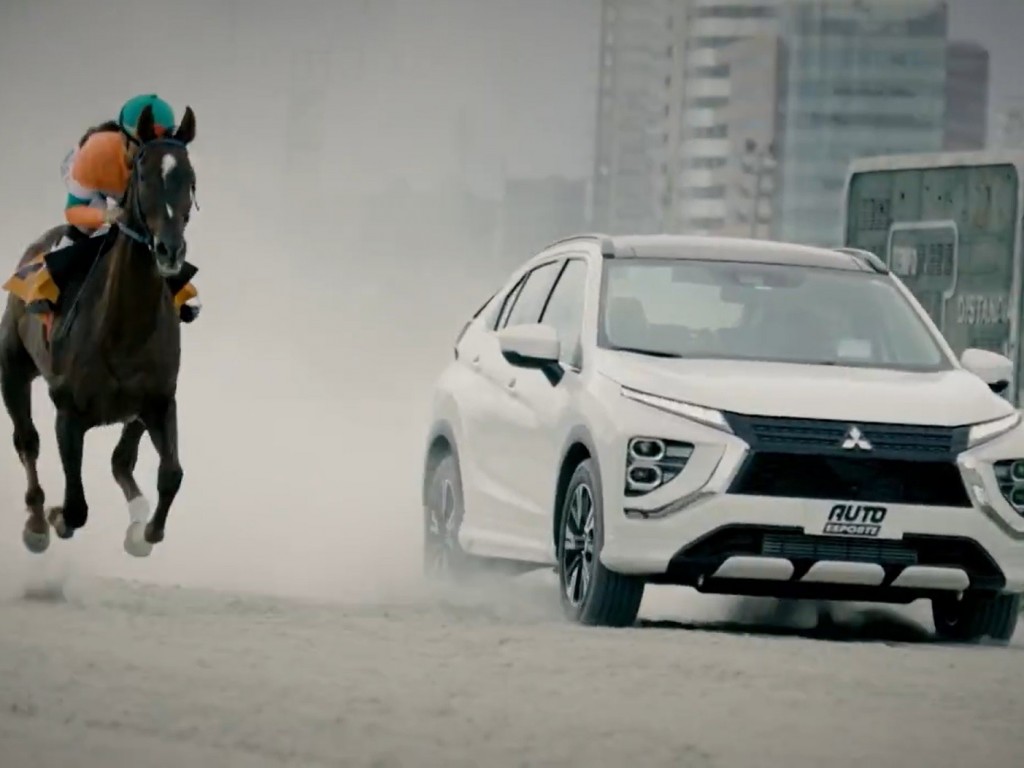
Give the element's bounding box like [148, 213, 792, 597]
[423, 453, 472, 583]
[556, 459, 644, 627]
[931, 592, 1021, 644]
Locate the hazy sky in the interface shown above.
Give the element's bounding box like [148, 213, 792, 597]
[0, 0, 1017, 208]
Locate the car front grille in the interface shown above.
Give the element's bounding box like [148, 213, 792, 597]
[723, 412, 972, 508]
[729, 452, 973, 507]
[724, 412, 968, 461]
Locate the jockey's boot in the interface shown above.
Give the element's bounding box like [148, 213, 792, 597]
[179, 294, 202, 324]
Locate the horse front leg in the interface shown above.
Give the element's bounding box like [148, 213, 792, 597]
[48, 407, 88, 539]
[141, 397, 183, 546]
[112, 418, 153, 557]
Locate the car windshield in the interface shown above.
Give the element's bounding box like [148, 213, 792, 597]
[599, 258, 951, 371]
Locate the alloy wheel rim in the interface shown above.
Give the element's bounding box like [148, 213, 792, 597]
[427, 478, 458, 572]
[561, 482, 595, 607]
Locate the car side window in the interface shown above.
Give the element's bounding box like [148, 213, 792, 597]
[540, 259, 588, 368]
[500, 261, 563, 329]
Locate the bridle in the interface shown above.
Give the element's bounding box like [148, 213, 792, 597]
[116, 136, 196, 251]
[52, 136, 196, 346]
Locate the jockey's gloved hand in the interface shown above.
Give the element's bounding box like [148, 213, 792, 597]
[103, 206, 124, 225]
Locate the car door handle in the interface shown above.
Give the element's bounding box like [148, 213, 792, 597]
[507, 377, 516, 389]
[471, 355, 481, 369]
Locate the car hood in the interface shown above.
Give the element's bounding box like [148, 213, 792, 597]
[597, 352, 1014, 426]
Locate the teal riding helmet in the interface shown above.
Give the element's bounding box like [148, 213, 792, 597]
[118, 94, 176, 140]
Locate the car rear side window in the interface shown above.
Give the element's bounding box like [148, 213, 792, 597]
[500, 261, 563, 329]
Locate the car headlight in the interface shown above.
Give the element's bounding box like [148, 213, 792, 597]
[967, 412, 1021, 448]
[993, 459, 1024, 517]
[620, 386, 732, 433]
[625, 437, 693, 496]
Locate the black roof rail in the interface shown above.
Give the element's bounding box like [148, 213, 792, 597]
[541, 233, 616, 257]
[832, 246, 889, 274]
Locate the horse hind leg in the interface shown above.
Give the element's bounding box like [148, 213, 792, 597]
[111, 418, 152, 558]
[0, 339, 48, 553]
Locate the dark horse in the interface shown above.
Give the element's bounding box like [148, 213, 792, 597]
[0, 104, 198, 557]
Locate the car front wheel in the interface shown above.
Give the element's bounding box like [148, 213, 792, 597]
[557, 459, 644, 627]
[423, 453, 471, 582]
[931, 592, 1020, 644]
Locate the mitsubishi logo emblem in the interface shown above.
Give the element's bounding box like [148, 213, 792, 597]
[841, 426, 873, 451]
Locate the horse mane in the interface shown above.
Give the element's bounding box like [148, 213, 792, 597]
[77, 120, 122, 148]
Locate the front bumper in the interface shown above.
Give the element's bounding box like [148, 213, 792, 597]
[600, 419, 1024, 598]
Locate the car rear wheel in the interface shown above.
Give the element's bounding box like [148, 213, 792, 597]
[931, 592, 1020, 644]
[423, 453, 472, 582]
[557, 459, 644, 627]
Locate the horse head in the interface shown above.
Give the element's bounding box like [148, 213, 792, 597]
[120, 104, 197, 278]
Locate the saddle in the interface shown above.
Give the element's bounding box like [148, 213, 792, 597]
[6, 227, 196, 315]
[3, 227, 198, 346]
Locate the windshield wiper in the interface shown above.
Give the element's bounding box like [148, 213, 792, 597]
[609, 346, 682, 359]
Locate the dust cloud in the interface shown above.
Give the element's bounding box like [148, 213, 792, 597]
[0, 0, 599, 606]
[0, 2, 959, 641]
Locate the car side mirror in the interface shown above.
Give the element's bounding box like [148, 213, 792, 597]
[961, 348, 1013, 396]
[497, 324, 564, 385]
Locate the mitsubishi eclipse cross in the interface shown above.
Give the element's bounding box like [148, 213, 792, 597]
[422, 234, 1024, 644]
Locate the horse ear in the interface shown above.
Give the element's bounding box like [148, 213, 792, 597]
[136, 104, 157, 143]
[174, 106, 196, 145]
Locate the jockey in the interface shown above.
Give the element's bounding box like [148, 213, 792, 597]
[60, 94, 201, 323]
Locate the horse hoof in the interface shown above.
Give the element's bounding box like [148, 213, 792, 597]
[144, 523, 164, 545]
[22, 527, 50, 554]
[47, 509, 73, 540]
[124, 522, 152, 558]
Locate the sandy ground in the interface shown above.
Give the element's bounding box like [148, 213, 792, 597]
[1, 570, 1022, 768]
[0, 340, 1021, 768]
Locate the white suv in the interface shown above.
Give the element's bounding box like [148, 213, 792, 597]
[421, 234, 1024, 643]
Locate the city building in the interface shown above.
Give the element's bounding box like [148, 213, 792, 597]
[591, 0, 674, 234]
[944, 41, 990, 151]
[591, 0, 783, 234]
[715, 0, 949, 246]
[718, 35, 784, 239]
[774, 0, 949, 245]
[593, 0, 956, 244]
[666, 0, 780, 233]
